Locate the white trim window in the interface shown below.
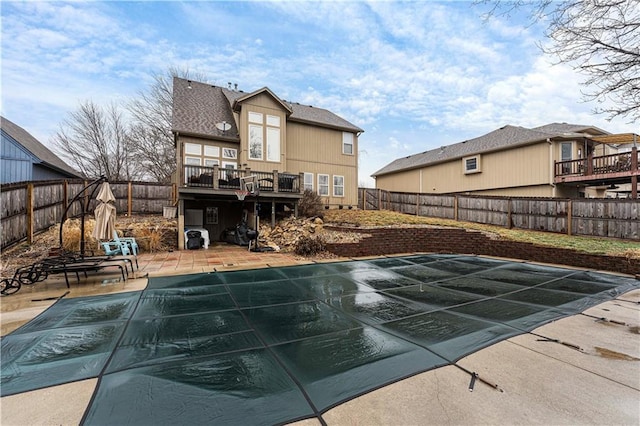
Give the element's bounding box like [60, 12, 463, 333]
[248, 111, 263, 124]
[333, 175, 344, 197]
[303, 172, 314, 191]
[318, 174, 329, 196]
[204, 145, 219, 157]
[204, 159, 219, 167]
[266, 127, 280, 162]
[342, 132, 354, 155]
[185, 157, 201, 166]
[266, 115, 280, 127]
[249, 124, 263, 160]
[184, 143, 202, 156]
[222, 148, 237, 159]
[463, 155, 481, 174]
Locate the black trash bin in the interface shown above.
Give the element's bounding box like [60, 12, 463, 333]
[186, 230, 202, 250]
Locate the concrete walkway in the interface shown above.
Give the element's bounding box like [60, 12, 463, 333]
[1, 247, 639, 425]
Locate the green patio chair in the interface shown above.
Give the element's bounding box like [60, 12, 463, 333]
[113, 231, 139, 256]
[100, 239, 131, 256]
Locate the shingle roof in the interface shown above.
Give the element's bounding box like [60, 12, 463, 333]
[532, 122, 609, 136]
[372, 122, 613, 177]
[372, 125, 555, 176]
[287, 101, 363, 133]
[172, 78, 363, 138]
[172, 78, 240, 141]
[1, 116, 81, 178]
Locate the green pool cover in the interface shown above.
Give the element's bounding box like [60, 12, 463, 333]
[1, 254, 637, 425]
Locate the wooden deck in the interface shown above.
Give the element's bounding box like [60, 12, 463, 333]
[181, 165, 304, 197]
[554, 147, 639, 197]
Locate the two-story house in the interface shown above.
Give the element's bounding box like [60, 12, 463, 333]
[172, 78, 363, 249]
[372, 123, 638, 199]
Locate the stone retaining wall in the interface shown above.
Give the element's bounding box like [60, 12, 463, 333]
[324, 226, 640, 276]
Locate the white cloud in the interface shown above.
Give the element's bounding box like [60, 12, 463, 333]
[1, 0, 636, 186]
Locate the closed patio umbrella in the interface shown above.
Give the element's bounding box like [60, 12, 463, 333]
[92, 181, 116, 241]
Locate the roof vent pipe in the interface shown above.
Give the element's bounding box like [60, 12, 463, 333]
[228, 82, 232, 89]
[234, 83, 238, 91]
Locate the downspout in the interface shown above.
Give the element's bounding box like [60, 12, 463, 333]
[632, 134, 638, 199]
[419, 169, 423, 193]
[548, 139, 555, 197]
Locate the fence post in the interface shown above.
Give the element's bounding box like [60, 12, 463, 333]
[567, 199, 573, 236]
[63, 180, 69, 211]
[416, 193, 420, 216]
[26, 183, 34, 244]
[172, 183, 177, 205]
[377, 189, 381, 210]
[454, 195, 459, 221]
[507, 197, 512, 229]
[128, 182, 133, 216]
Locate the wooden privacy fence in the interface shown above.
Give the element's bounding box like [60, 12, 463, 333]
[359, 188, 639, 240]
[1, 179, 176, 249]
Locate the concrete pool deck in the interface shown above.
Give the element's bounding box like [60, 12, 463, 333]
[1, 246, 639, 425]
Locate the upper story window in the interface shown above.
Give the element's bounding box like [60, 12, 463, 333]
[185, 143, 202, 156]
[266, 125, 280, 161]
[248, 112, 263, 124]
[222, 148, 237, 159]
[561, 142, 572, 161]
[183, 142, 235, 169]
[248, 111, 281, 162]
[463, 155, 481, 174]
[249, 124, 263, 160]
[266, 115, 280, 127]
[204, 145, 219, 157]
[342, 132, 354, 155]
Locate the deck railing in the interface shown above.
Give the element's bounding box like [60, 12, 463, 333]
[555, 150, 639, 178]
[183, 165, 302, 194]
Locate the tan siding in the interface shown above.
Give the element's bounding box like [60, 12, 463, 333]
[287, 123, 356, 166]
[375, 170, 421, 192]
[288, 160, 358, 206]
[286, 122, 358, 206]
[377, 142, 553, 196]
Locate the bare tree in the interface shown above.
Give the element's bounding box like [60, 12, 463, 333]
[127, 67, 209, 183]
[477, 0, 640, 123]
[54, 101, 141, 181]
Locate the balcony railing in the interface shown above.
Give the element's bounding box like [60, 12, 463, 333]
[183, 165, 302, 194]
[555, 149, 639, 178]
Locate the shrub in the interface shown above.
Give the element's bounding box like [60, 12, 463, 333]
[294, 235, 326, 256]
[298, 189, 324, 219]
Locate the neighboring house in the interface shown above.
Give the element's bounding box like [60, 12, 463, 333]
[1, 116, 82, 184]
[372, 122, 638, 199]
[172, 78, 363, 249]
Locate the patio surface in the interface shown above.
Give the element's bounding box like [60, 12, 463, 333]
[1, 244, 639, 425]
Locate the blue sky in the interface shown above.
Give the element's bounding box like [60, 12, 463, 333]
[2, 1, 637, 187]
